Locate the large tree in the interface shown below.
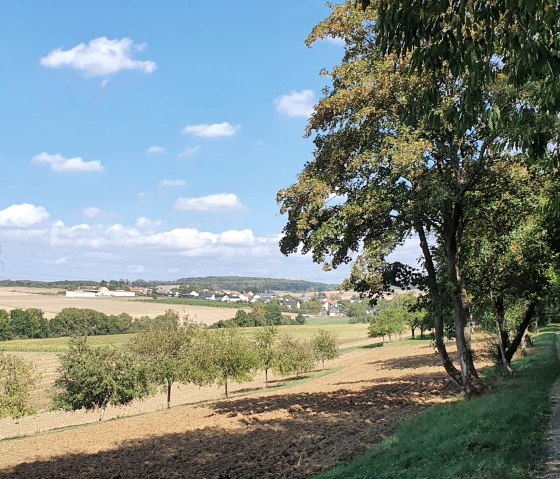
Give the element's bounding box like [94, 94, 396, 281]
[278, 3, 548, 394]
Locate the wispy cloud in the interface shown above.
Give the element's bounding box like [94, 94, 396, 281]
[182, 122, 240, 138]
[159, 179, 186, 187]
[40, 37, 157, 78]
[146, 146, 165, 155]
[82, 207, 101, 218]
[33, 152, 104, 172]
[0, 203, 50, 228]
[175, 193, 244, 211]
[177, 145, 201, 159]
[275, 89, 315, 117]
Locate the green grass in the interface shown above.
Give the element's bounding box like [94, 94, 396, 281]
[133, 297, 249, 309]
[0, 334, 136, 352]
[316, 326, 560, 479]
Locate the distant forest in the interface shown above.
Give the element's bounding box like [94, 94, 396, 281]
[0, 276, 339, 293]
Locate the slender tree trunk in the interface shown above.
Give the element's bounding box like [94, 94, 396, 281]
[494, 295, 513, 376]
[224, 375, 229, 398]
[445, 208, 482, 395]
[411, 327, 415, 339]
[505, 299, 537, 363]
[265, 368, 269, 387]
[416, 223, 462, 387]
[167, 379, 172, 409]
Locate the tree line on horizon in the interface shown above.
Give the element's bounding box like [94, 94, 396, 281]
[0, 276, 339, 293]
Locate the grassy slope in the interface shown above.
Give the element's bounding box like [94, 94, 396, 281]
[316, 326, 560, 479]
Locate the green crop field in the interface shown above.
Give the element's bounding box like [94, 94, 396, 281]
[0, 316, 370, 352]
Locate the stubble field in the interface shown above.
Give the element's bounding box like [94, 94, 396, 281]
[0, 287, 240, 323]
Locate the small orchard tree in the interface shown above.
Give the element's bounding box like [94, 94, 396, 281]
[273, 335, 317, 379]
[254, 326, 279, 386]
[54, 337, 151, 420]
[0, 351, 37, 418]
[129, 320, 195, 409]
[206, 329, 257, 398]
[312, 329, 340, 370]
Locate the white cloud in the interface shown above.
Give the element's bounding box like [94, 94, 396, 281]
[82, 207, 101, 218]
[182, 122, 239, 138]
[33, 152, 104, 173]
[275, 89, 315, 117]
[159, 179, 186, 188]
[40, 37, 157, 77]
[177, 145, 201, 159]
[175, 193, 244, 212]
[136, 217, 162, 230]
[146, 146, 165, 155]
[0, 204, 50, 228]
[0, 215, 351, 283]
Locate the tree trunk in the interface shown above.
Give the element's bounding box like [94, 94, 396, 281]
[411, 327, 415, 339]
[445, 207, 482, 395]
[505, 299, 537, 363]
[265, 368, 269, 387]
[416, 223, 462, 387]
[494, 295, 512, 376]
[167, 379, 172, 409]
[224, 375, 229, 398]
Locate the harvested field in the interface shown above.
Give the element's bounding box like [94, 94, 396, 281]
[0, 287, 238, 323]
[0, 339, 487, 478]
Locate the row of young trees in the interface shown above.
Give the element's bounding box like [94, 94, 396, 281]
[278, 1, 560, 395]
[1, 316, 340, 420]
[367, 293, 432, 343]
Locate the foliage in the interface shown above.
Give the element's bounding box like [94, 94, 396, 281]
[54, 337, 151, 420]
[277, 1, 560, 393]
[0, 309, 14, 341]
[254, 326, 279, 386]
[311, 329, 340, 369]
[273, 335, 317, 379]
[0, 351, 37, 418]
[129, 318, 198, 408]
[365, 0, 560, 158]
[203, 329, 257, 397]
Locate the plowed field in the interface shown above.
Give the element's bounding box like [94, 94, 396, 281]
[0, 340, 483, 478]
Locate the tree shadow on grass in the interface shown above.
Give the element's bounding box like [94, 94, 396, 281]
[0, 371, 459, 479]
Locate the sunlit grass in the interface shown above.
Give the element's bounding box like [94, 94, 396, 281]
[316, 326, 560, 479]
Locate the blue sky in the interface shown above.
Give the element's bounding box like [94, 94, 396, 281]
[0, 1, 419, 283]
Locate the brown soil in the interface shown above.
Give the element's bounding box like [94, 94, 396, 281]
[0, 340, 480, 479]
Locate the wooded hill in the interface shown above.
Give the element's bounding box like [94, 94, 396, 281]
[175, 276, 338, 292]
[0, 277, 338, 293]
